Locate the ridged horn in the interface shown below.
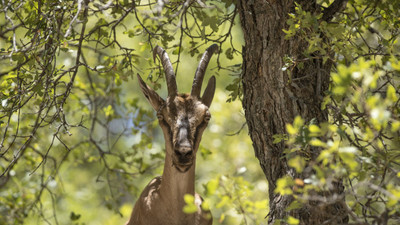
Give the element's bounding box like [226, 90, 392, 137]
[153, 46, 177, 98]
[191, 44, 219, 98]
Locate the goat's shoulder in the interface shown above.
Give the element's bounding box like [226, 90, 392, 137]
[126, 177, 162, 225]
[139, 176, 162, 210]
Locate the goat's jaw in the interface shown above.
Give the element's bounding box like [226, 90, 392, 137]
[173, 160, 193, 173]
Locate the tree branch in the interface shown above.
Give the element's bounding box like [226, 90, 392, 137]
[321, 0, 348, 22]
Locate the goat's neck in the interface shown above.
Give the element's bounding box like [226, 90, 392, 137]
[160, 143, 196, 209]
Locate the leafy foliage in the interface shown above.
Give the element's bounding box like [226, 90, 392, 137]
[275, 0, 400, 224]
[280, 58, 400, 224]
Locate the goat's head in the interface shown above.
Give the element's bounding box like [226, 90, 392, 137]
[137, 44, 218, 173]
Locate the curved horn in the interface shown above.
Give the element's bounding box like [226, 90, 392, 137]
[153, 46, 177, 98]
[191, 44, 218, 98]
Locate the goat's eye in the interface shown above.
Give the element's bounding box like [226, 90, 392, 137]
[157, 113, 164, 120]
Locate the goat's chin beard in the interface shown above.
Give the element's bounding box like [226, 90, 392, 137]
[173, 161, 193, 173]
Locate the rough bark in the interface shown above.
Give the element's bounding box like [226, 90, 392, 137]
[237, 0, 348, 224]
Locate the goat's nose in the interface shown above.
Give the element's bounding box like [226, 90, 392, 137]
[175, 126, 193, 159]
[174, 148, 193, 158]
[174, 142, 193, 159]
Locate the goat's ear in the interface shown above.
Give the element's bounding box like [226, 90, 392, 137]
[137, 74, 165, 111]
[201, 76, 216, 107]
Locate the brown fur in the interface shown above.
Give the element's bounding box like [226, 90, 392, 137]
[129, 73, 215, 225]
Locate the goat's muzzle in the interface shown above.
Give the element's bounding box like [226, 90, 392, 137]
[174, 146, 193, 163]
[173, 144, 194, 172]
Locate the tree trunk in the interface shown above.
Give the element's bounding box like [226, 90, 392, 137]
[237, 1, 348, 224]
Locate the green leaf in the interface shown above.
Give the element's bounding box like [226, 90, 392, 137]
[310, 139, 327, 147]
[200, 146, 212, 158]
[221, 0, 233, 7]
[225, 48, 233, 60]
[12, 52, 26, 64]
[70, 212, 81, 221]
[201, 199, 210, 211]
[293, 116, 304, 128]
[387, 84, 398, 102]
[103, 105, 114, 118]
[275, 176, 294, 195]
[338, 147, 359, 171]
[172, 46, 181, 55]
[216, 195, 230, 208]
[33, 81, 43, 96]
[286, 201, 303, 211]
[205, 178, 219, 195]
[183, 194, 198, 214]
[287, 216, 299, 225]
[308, 125, 321, 134]
[286, 124, 297, 135]
[273, 134, 288, 144]
[288, 156, 306, 173]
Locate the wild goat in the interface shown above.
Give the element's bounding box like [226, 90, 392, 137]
[126, 44, 218, 225]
